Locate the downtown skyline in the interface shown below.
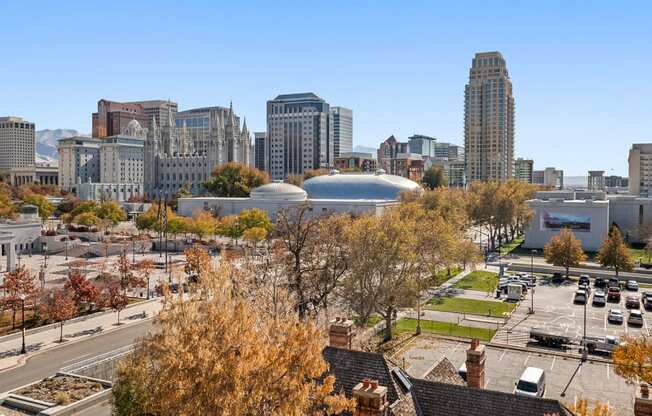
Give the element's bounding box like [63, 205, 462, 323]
[2, 1, 651, 176]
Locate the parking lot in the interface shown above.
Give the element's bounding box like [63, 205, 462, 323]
[396, 337, 635, 415]
[494, 278, 652, 348]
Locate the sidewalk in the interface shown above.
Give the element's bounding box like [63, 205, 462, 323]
[0, 297, 163, 372]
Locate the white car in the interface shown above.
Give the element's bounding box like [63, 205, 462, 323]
[608, 309, 624, 324]
[626, 280, 639, 291]
[592, 291, 606, 306]
[628, 309, 644, 326]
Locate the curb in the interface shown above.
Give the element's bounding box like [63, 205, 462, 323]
[0, 316, 156, 375]
[0, 297, 161, 342]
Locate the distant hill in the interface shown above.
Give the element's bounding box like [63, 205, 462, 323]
[35, 129, 86, 162]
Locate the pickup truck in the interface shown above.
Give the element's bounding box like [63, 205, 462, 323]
[581, 335, 621, 355]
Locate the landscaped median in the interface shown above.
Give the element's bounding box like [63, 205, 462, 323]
[453, 270, 498, 292]
[394, 318, 496, 342]
[424, 296, 515, 318]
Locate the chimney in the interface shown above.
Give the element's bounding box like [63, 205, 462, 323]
[329, 317, 353, 349]
[353, 379, 389, 416]
[466, 338, 486, 389]
[635, 384, 652, 416]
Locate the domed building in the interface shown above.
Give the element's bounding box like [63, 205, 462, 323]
[303, 170, 421, 200]
[178, 171, 418, 221]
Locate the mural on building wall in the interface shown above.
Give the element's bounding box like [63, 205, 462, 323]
[540, 211, 591, 232]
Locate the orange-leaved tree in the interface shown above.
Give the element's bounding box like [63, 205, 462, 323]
[112, 259, 355, 416]
[544, 228, 587, 279]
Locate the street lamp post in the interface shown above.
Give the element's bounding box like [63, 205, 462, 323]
[529, 250, 537, 314]
[19, 294, 26, 354]
[582, 299, 588, 362]
[42, 243, 48, 268]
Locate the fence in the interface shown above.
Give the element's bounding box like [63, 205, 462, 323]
[60, 344, 135, 381]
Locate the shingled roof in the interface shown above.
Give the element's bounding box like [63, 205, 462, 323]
[423, 357, 465, 386]
[409, 377, 573, 416]
[322, 346, 400, 404]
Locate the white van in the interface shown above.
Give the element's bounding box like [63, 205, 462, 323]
[514, 367, 545, 398]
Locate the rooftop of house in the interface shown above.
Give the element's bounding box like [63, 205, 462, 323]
[322, 346, 572, 416]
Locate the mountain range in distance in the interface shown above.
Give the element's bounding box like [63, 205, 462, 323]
[35, 129, 86, 164]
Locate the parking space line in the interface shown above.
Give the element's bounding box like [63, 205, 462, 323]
[523, 354, 530, 367]
[550, 356, 556, 371]
[606, 363, 610, 380]
[499, 350, 506, 362]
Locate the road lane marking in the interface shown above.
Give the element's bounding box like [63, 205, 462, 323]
[62, 353, 90, 364]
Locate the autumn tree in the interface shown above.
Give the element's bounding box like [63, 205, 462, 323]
[216, 208, 273, 244]
[543, 228, 587, 279]
[203, 162, 269, 197]
[422, 166, 445, 189]
[136, 259, 154, 298]
[106, 285, 129, 325]
[4, 265, 36, 329]
[116, 251, 145, 295]
[73, 211, 101, 228]
[63, 271, 99, 310]
[0, 188, 16, 219]
[22, 192, 54, 222]
[186, 210, 217, 241]
[567, 399, 614, 416]
[276, 205, 351, 319]
[112, 260, 354, 416]
[95, 200, 127, 226]
[40, 289, 76, 342]
[613, 335, 652, 385]
[596, 227, 634, 279]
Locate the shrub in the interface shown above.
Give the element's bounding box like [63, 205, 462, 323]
[54, 392, 71, 405]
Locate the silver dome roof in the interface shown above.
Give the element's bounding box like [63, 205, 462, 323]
[303, 173, 421, 200]
[250, 182, 307, 201]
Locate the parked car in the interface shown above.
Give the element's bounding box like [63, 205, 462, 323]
[607, 287, 621, 302]
[642, 292, 652, 311]
[608, 309, 624, 324]
[594, 277, 606, 288]
[578, 283, 591, 295]
[578, 275, 590, 286]
[626, 280, 639, 291]
[628, 309, 644, 326]
[626, 295, 641, 309]
[514, 367, 546, 398]
[592, 291, 606, 306]
[574, 290, 587, 304]
[608, 278, 620, 288]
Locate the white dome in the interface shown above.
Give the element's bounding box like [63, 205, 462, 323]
[303, 173, 422, 200]
[250, 182, 307, 201]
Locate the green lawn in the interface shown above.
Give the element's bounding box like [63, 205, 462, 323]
[354, 314, 383, 328]
[425, 296, 515, 318]
[453, 271, 499, 292]
[630, 247, 649, 262]
[394, 318, 496, 341]
[500, 236, 524, 255]
[431, 267, 462, 286]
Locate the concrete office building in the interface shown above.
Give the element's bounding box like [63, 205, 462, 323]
[126, 100, 177, 130]
[334, 152, 377, 172]
[178, 172, 421, 221]
[388, 153, 424, 182]
[57, 136, 101, 193]
[464, 52, 515, 182]
[0, 206, 42, 271]
[628, 144, 652, 197]
[266, 93, 334, 180]
[100, 126, 145, 184]
[0, 116, 36, 185]
[92, 99, 149, 138]
[533, 167, 564, 189]
[254, 132, 266, 171]
[331, 106, 353, 157]
[448, 160, 466, 187]
[514, 158, 534, 183]
[587, 170, 606, 191]
[408, 134, 437, 158]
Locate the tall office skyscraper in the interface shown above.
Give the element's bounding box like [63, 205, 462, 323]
[92, 99, 149, 138]
[464, 51, 515, 182]
[330, 106, 353, 157]
[254, 132, 267, 171]
[0, 116, 35, 171]
[126, 100, 178, 130]
[266, 93, 333, 180]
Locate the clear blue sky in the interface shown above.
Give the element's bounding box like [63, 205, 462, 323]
[1, 1, 650, 175]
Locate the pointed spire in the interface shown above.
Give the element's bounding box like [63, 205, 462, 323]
[241, 117, 248, 134]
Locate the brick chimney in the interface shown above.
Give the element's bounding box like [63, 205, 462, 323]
[466, 338, 486, 389]
[353, 379, 389, 416]
[635, 384, 652, 416]
[329, 317, 353, 349]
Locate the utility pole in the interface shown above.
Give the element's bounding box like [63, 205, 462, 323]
[529, 249, 537, 314]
